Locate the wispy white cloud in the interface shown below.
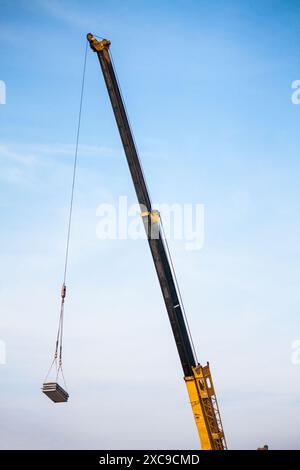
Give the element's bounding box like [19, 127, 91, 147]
[33, 0, 98, 30]
[0, 142, 114, 161]
[0, 145, 38, 166]
[0, 142, 115, 184]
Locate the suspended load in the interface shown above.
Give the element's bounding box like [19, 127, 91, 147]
[42, 382, 69, 403]
[42, 284, 69, 403]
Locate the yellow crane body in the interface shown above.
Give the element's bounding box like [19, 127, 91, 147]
[185, 363, 226, 449]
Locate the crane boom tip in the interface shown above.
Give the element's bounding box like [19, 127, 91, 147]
[86, 33, 111, 52]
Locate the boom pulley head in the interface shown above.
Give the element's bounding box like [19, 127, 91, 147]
[87, 33, 111, 52]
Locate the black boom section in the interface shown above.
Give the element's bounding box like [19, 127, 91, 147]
[88, 35, 196, 376]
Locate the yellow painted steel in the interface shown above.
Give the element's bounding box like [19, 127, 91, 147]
[87, 34, 111, 52]
[185, 363, 227, 450]
[185, 376, 212, 450]
[141, 210, 160, 223]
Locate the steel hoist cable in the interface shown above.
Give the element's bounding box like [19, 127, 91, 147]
[109, 49, 153, 207]
[44, 40, 88, 387]
[107, 44, 197, 365]
[160, 219, 199, 365]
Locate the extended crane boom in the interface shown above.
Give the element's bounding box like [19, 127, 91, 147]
[87, 33, 227, 450]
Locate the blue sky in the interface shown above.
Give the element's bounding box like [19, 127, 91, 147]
[1, 0, 300, 449]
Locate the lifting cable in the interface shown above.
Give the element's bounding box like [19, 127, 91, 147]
[44, 40, 88, 386]
[109, 48, 153, 207]
[160, 219, 199, 366]
[108, 46, 197, 364]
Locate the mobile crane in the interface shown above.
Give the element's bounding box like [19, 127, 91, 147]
[87, 33, 227, 450]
